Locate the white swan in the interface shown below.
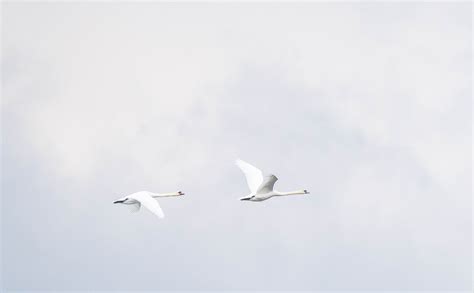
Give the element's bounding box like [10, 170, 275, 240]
[113, 191, 184, 218]
[236, 159, 309, 202]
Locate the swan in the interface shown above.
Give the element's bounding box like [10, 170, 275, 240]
[235, 159, 309, 201]
[113, 191, 184, 218]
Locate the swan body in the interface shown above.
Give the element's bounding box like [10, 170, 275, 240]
[235, 159, 309, 202]
[113, 190, 184, 218]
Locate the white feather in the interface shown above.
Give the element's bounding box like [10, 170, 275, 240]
[235, 159, 263, 194]
[129, 192, 165, 218]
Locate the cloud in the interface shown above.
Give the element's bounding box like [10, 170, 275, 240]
[2, 2, 471, 291]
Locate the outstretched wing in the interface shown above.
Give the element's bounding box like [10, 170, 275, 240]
[235, 159, 263, 194]
[131, 193, 164, 219]
[257, 174, 278, 194]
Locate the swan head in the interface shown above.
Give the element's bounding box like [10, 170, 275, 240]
[303, 189, 310, 194]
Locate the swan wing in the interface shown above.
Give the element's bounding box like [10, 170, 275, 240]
[257, 174, 278, 193]
[235, 159, 263, 193]
[130, 193, 164, 219]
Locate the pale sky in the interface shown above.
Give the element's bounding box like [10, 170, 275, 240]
[1, 2, 472, 291]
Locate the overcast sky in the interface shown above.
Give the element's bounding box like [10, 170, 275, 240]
[1, 2, 472, 291]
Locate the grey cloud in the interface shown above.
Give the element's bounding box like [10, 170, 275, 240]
[2, 2, 471, 291]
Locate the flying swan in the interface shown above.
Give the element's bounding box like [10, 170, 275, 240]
[235, 159, 309, 201]
[113, 191, 184, 218]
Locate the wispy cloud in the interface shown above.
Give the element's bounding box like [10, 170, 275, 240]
[2, 2, 471, 291]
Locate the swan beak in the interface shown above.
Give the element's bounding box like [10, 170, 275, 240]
[113, 200, 121, 204]
[304, 190, 310, 194]
[178, 191, 185, 196]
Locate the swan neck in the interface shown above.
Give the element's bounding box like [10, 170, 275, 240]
[153, 192, 179, 198]
[277, 190, 306, 196]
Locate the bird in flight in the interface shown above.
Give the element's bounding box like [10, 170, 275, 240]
[113, 191, 184, 219]
[235, 159, 309, 202]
